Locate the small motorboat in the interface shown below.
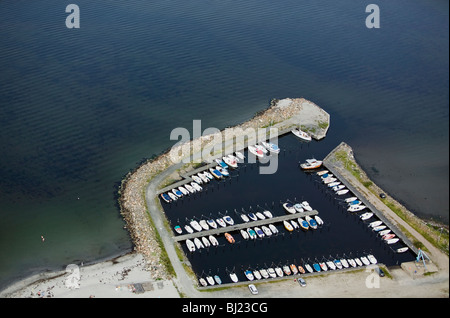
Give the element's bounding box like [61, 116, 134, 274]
[202, 236, 211, 248]
[283, 220, 294, 232]
[240, 229, 249, 240]
[326, 261, 336, 270]
[229, 272, 239, 283]
[283, 265, 292, 276]
[244, 270, 255, 281]
[283, 202, 296, 214]
[354, 258, 363, 267]
[184, 184, 196, 194]
[396, 247, 409, 253]
[314, 215, 324, 226]
[215, 159, 228, 169]
[223, 155, 238, 169]
[345, 196, 358, 203]
[160, 193, 172, 203]
[172, 188, 183, 198]
[247, 212, 258, 221]
[327, 181, 341, 188]
[215, 166, 229, 177]
[199, 220, 209, 230]
[261, 141, 281, 154]
[184, 225, 194, 234]
[348, 259, 357, 268]
[223, 215, 234, 226]
[293, 203, 304, 213]
[378, 229, 391, 237]
[263, 210, 273, 218]
[340, 259, 349, 268]
[209, 168, 223, 179]
[382, 233, 396, 240]
[360, 256, 370, 266]
[191, 182, 203, 191]
[304, 264, 314, 273]
[332, 185, 346, 192]
[209, 235, 219, 246]
[253, 270, 262, 280]
[298, 266, 306, 274]
[298, 218, 309, 230]
[248, 145, 264, 158]
[369, 220, 383, 228]
[313, 263, 321, 272]
[348, 199, 362, 206]
[316, 170, 329, 176]
[301, 201, 313, 211]
[333, 259, 343, 270]
[255, 212, 266, 220]
[261, 226, 272, 236]
[291, 128, 312, 141]
[190, 220, 202, 232]
[247, 228, 257, 239]
[234, 151, 245, 161]
[367, 254, 378, 264]
[336, 189, 349, 195]
[255, 144, 268, 155]
[166, 191, 178, 201]
[199, 278, 207, 287]
[194, 238, 204, 249]
[360, 212, 373, 221]
[197, 172, 209, 183]
[268, 268, 277, 278]
[174, 225, 182, 234]
[305, 216, 317, 229]
[321, 173, 333, 179]
[275, 267, 284, 277]
[269, 224, 278, 234]
[348, 204, 366, 212]
[192, 175, 203, 184]
[207, 219, 218, 229]
[224, 232, 235, 244]
[216, 218, 227, 227]
[259, 268, 269, 279]
[290, 264, 298, 275]
[300, 158, 323, 170]
[186, 239, 196, 252]
[373, 225, 387, 232]
[204, 171, 214, 180]
[240, 214, 250, 223]
[254, 227, 265, 238]
[386, 238, 400, 245]
[290, 220, 299, 230]
[178, 186, 189, 195]
[214, 275, 222, 285]
[323, 177, 337, 184]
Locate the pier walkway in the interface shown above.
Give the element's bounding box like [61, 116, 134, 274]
[173, 210, 319, 242]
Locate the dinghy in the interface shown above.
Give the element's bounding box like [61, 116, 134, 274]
[234, 151, 245, 161]
[215, 159, 228, 169]
[382, 233, 396, 240]
[336, 189, 349, 195]
[186, 239, 196, 252]
[192, 175, 203, 184]
[354, 258, 363, 267]
[326, 261, 336, 270]
[396, 247, 409, 253]
[202, 237, 211, 248]
[386, 238, 399, 245]
[340, 259, 349, 268]
[254, 227, 265, 238]
[304, 264, 314, 273]
[268, 268, 277, 278]
[316, 170, 329, 176]
[191, 182, 203, 191]
[367, 254, 378, 264]
[345, 197, 358, 203]
[199, 220, 209, 230]
[360, 256, 370, 266]
[190, 220, 202, 232]
[360, 212, 373, 221]
[160, 193, 172, 203]
[240, 229, 249, 240]
[184, 184, 196, 194]
[247, 212, 258, 221]
[209, 168, 223, 179]
[209, 235, 219, 246]
[313, 263, 321, 272]
[224, 232, 235, 244]
[215, 166, 229, 177]
[298, 266, 306, 274]
[168, 192, 178, 201]
[229, 272, 239, 283]
[194, 238, 204, 249]
[369, 220, 383, 228]
[378, 229, 391, 236]
[223, 155, 238, 168]
[275, 267, 284, 277]
[240, 214, 250, 223]
[283, 265, 292, 276]
[199, 278, 207, 287]
[290, 264, 298, 275]
[373, 225, 387, 232]
[269, 224, 278, 234]
[261, 226, 272, 236]
[332, 185, 346, 192]
[290, 220, 299, 230]
[184, 225, 194, 234]
[253, 270, 262, 280]
[214, 275, 222, 285]
[172, 188, 183, 198]
[255, 212, 266, 220]
[333, 259, 343, 270]
[348, 259, 357, 268]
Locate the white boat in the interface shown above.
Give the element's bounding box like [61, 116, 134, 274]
[199, 220, 209, 230]
[261, 141, 281, 154]
[209, 168, 223, 179]
[202, 236, 211, 248]
[360, 212, 373, 221]
[283, 220, 294, 232]
[348, 259, 357, 267]
[248, 145, 264, 158]
[304, 264, 314, 273]
[244, 270, 255, 281]
[229, 273, 239, 283]
[216, 218, 227, 227]
[300, 158, 322, 170]
[192, 175, 203, 184]
[386, 238, 400, 245]
[261, 225, 272, 236]
[240, 229, 249, 240]
[172, 188, 183, 198]
[396, 247, 409, 253]
[184, 184, 196, 194]
[263, 210, 273, 218]
[223, 215, 234, 225]
[194, 238, 204, 249]
[360, 256, 370, 266]
[190, 220, 202, 232]
[333, 260, 343, 270]
[340, 259, 349, 268]
[327, 181, 341, 188]
[178, 186, 189, 195]
[259, 269, 269, 279]
[369, 220, 383, 228]
[315, 215, 324, 226]
[191, 181, 203, 191]
[207, 219, 217, 229]
[378, 229, 391, 236]
[319, 262, 328, 271]
[305, 215, 318, 229]
[215, 158, 228, 169]
[184, 225, 194, 234]
[209, 235, 219, 246]
[269, 224, 278, 234]
[247, 213, 258, 221]
[332, 185, 346, 192]
[253, 270, 262, 280]
[323, 177, 337, 184]
[234, 151, 245, 161]
[215, 166, 229, 177]
[293, 203, 304, 213]
[345, 197, 358, 203]
[283, 202, 296, 214]
[254, 227, 265, 238]
[326, 261, 336, 270]
[354, 258, 363, 267]
[317, 170, 329, 176]
[348, 204, 366, 212]
[255, 212, 266, 220]
[268, 268, 277, 278]
[186, 239, 196, 252]
[206, 276, 215, 286]
[373, 225, 387, 232]
[298, 218, 309, 230]
[291, 128, 312, 141]
[336, 189, 349, 195]
[283, 265, 291, 276]
[367, 254, 378, 264]
[223, 155, 238, 169]
[199, 278, 207, 287]
[301, 201, 313, 211]
[204, 171, 214, 180]
[240, 214, 250, 223]
[255, 144, 268, 155]
[197, 172, 209, 183]
[290, 220, 299, 230]
[275, 267, 284, 277]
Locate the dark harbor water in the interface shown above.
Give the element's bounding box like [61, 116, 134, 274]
[163, 135, 417, 284]
[0, 0, 448, 290]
